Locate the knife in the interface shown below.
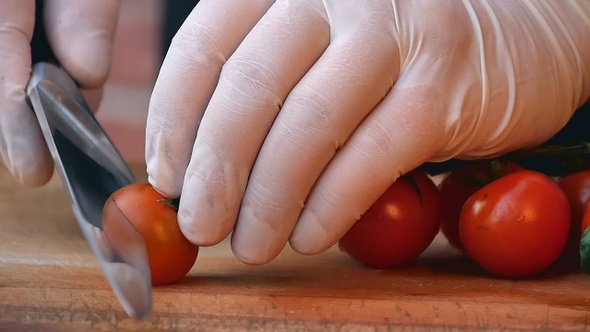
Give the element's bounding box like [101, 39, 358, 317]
[25, 1, 152, 319]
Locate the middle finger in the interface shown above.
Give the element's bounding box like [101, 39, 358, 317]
[232, 1, 400, 264]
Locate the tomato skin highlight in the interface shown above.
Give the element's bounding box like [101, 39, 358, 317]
[338, 170, 442, 269]
[438, 161, 521, 250]
[102, 183, 199, 286]
[459, 170, 570, 279]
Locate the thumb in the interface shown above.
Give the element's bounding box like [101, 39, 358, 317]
[43, 0, 120, 89]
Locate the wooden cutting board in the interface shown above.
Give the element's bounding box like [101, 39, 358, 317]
[1, 164, 589, 331]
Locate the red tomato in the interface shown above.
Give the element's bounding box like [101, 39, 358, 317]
[557, 169, 590, 266]
[459, 170, 570, 279]
[438, 161, 521, 250]
[338, 170, 442, 268]
[102, 182, 199, 286]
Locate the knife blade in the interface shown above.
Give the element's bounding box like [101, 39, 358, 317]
[25, 0, 154, 318]
[25, 61, 153, 319]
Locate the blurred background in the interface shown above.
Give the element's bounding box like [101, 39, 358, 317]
[97, 0, 198, 166]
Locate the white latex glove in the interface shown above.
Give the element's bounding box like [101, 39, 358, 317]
[0, 0, 120, 186]
[146, 0, 590, 265]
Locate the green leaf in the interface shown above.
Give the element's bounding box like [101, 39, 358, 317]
[580, 227, 590, 274]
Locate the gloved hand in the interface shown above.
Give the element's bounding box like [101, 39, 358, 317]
[146, 0, 590, 265]
[0, 0, 120, 186]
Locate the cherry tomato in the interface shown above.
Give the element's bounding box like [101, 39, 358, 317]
[438, 161, 521, 250]
[338, 170, 442, 268]
[459, 170, 570, 279]
[557, 169, 590, 266]
[102, 182, 199, 286]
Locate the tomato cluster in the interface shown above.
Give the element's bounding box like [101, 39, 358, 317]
[339, 160, 590, 279]
[101, 160, 590, 284]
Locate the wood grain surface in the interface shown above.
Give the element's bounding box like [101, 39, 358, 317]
[1, 164, 589, 331]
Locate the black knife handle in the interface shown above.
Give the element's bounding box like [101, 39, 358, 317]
[31, 0, 58, 65]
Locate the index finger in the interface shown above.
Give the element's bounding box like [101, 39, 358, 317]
[0, 0, 54, 186]
[145, 0, 275, 198]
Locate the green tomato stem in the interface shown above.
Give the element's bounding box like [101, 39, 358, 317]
[159, 198, 180, 212]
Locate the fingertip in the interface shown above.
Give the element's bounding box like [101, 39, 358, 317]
[146, 170, 181, 200]
[10, 158, 54, 188]
[231, 248, 273, 266]
[0, 98, 54, 187]
[145, 111, 195, 201]
[173, 168, 238, 247]
[63, 37, 113, 87]
[145, 144, 184, 199]
[13, 151, 54, 188]
[176, 204, 229, 247]
[230, 234, 280, 266]
[54, 26, 114, 88]
[0, 126, 54, 188]
[44, 0, 120, 88]
[289, 217, 333, 256]
[230, 218, 293, 265]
